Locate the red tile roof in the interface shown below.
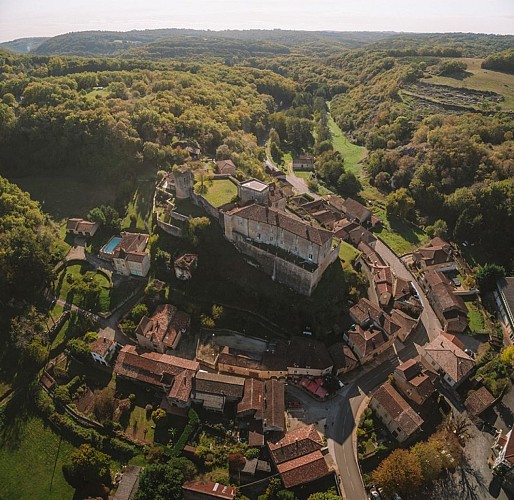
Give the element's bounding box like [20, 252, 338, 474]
[465, 386, 495, 415]
[277, 450, 331, 489]
[372, 382, 424, 437]
[262, 379, 285, 431]
[237, 378, 264, 417]
[268, 424, 323, 465]
[90, 336, 114, 357]
[182, 481, 236, 500]
[136, 304, 190, 349]
[114, 345, 198, 403]
[227, 204, 333, 246]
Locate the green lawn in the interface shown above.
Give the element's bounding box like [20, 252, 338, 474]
[295, 170, 313, 180]
[0, 414, 76, 499]
[465, 300, 486, 333]
[327, 110, 367, 177]
[339, 241, 360, 264]
[200, 179, 238, 207]
[422, 58, 514, 111]
[122, 179, 155, 231]
[125, 405, 156, 443]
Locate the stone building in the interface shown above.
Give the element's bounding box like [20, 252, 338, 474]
[224, 204, 339, 296]
[174, 166, 195, 199]
[238, 179, 270, 206]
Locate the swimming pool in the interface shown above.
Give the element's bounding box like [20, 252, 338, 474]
[102, 236, 121, 254]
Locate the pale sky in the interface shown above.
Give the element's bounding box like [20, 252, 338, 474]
[0, 0, 513, 42]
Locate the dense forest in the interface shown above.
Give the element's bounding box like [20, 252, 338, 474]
[0, 30, 513, 308]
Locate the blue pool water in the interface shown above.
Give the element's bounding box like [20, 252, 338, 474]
[103, 236, 121, 253]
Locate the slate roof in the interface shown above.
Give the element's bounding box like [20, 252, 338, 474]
[342, 198, 371, 223]
[372, 382, 424, 437]
[268, 424, 324, 465]
[424, 333, 475, 384]
[277, 450, 331, 489]
[227, 204, 334, 246]
[194, 372, 245, 399]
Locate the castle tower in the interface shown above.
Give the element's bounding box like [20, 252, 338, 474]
[173, 167, 194, 200]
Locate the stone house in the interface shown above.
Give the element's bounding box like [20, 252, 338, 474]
[66, 218, 99, 237]
[100, 232, 150, 277]
[215, 159, 237, 176]
[224, 204, 339, 296]
[238, 179, 270, 206]
[90, 336, 117, 366]
[268, 424, 332, 489]
[422, 333, 475, 388]
[393, 359, 436, 405]
[192, 372, 245, 412]
[292, 154, 314, 171]
[370, 382, 424, 442]
[135, 304, 190, 353]
[341, 198, 372, 225]
[423, 270, 468, 333]
[182, 481, 236, 500]
[114, 345, 199, 409]
[328, 343, 359, 376]
[413, 237, 456, 272]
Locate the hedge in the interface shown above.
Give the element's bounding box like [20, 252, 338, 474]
[171, 408, 199, 458]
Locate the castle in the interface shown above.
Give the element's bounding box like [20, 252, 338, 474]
[171, 167, 339, 296]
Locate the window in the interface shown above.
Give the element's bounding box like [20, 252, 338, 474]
[308, 253, 313, 260]
[392, 430, 398, 438]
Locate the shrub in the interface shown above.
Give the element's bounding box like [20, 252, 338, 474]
[54, 386, 71, 406]
[171, 408, 199, 458]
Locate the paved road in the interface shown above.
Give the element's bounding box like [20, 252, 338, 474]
[326, 356, 399, 500]
[374, 239, 442, 343]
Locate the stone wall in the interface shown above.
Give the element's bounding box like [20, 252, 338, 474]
[156, 218, 183, 237]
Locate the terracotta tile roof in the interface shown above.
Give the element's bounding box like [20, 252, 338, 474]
[349, 298, 401, 337]
[372, 382, 424, 437]
[114, 345, 198, 403]
[175, 253, 198, 270]
[66, 218, 97, 233]
[346, 324, 390, 359]
[262, 379, 285, 431]
[390, 309, 418, 341]
[358, 241, 385, 266]
[328, 343, 359, 372]
[414, 238, 453, 267]
[396, 359, 419, 378]
[424, 334, 475, 384]
[395, 360, 435, 402]
[66, 218, 82, 230]
[465, 386, 496, 415]
[90, 336, 114, 357]
[182, 481, 236, 500]
[393, 276, 412, 300]
[286, 337, 333, 372]
[126, 251, 147, 263]
[342, 198, 371, 223]
[425, 272, 467, 326]
[268, 424, 323, 465]
[277, 450, 331, 488]
[136, 304, 190, 349]
[227, 204, 333, 246]
[117, 232, 148, 255]
[216, 159, 237, 174]
[237, 378, 264, 416]
[347, 226, 376, 246]
[194, 372, 245, 399]
[441, 332, 466, 351]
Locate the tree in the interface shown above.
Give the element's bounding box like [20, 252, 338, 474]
[426, 219, 448, 239]
[308, 489, 342, 500]
[475, 263, 506, 292]
[134, 462, 185, 500]
[371, 449, 423, 496]
[62, 444, 111, 488]
[501, 346, 514, 366]
[87, 205, 121, 232]
[194, 170, 214, 195]
[152, 408, 167, 424]
[185, 217, 210, 246]
[411, 440, 444, 482]
[94, 387, 115, 422]
[130, 303, 149, 323]
[211, 305, 224, 320]
[67, 338, 91, 361]
[10, 307, 49, 366]
[385, 188, 415, 220]
[337, 171, 361, 196]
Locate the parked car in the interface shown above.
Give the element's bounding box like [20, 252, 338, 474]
[464, 348, 476, 358]
[452, 277, 461, 287]
[369, 485, 381, 499]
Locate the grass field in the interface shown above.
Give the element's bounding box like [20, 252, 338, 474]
[422, 58, 514, 111]
[201, 179, 238, 207]
[295, 170, 314, 180]
[10, 175, 116, 220]
[465, 300, 486, 334]
[339, 241, 360, 264]
[122, 179, 155, 231]
[327, 111, 367, 177]
[0, 413, 76, 499]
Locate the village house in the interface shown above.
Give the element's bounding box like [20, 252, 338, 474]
[224, 204, 339, 296]
[174, 253, 198, 280]
[413, 237, 456, 272]
[90, 336, 117, 366]
[292, 154, 314, 171]
[268, 424, 333, 489]
[236, 378, 285, 433]
[370, 382, 424, 442]
[393, 359, 436, 406]
[192, 372, 245, 412]
[341, 198, 372, 226]
[135, 304, 190, 353]
[215, 159, 237, 176]
[264, 159, 286, 179]
[464, 386, 496, 417]
[185, 145, 201, 160]
[343, 298, 401, 363]
[217, 338, 333, 379]
[422, 332, 475, 388]
[328, 343, 359, 376]
[182, 481, 236, 500]
[66, 218, 99, 237]
[114, 345, 199, 410]
[390, 309, 419, 343]
[100, 232, 150, 277]
[423, 270, 468, 333]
